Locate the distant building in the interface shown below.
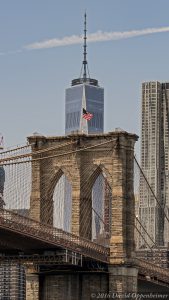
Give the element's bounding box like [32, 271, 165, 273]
[139, 81, 169, 247]
[134, 194, 140, 248]
[65, 79, 104, 134]
[65, 15, 104, 135]
[54, 14, 105, 239]
[0, 262, 25, 299]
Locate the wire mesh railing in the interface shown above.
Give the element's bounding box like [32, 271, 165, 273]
[0, 209, 109, 263]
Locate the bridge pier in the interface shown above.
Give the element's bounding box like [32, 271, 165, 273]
[80, 273, 108, 300]
[40, 269, 138, 298]
[25, 265, 39, 300]
[41, 272, 108, 300]
[41, 274, 80, 300]
[109, 266, 138, 293]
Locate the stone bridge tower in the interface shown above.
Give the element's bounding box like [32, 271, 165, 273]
[28, 131, 138, 295]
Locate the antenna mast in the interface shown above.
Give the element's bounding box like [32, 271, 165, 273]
[83, 12, 87, 80]
[72, 13, 98, 86]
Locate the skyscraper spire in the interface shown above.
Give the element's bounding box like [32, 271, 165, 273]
[71, 13, 98, 87]
[83, 12, 87, 80]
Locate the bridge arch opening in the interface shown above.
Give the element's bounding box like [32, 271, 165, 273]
[41, 168, 72, 232]
[80, 166, 112, 245]
[53, 174, 72, 232]
[92, 170, 112, 246]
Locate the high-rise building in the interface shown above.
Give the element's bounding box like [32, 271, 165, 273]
[54, 14, 105, 239]
[139, 81, 169, 248]
[65, 13, 104, 135]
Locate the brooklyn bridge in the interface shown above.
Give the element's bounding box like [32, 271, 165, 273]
[0, 131, 169, 299]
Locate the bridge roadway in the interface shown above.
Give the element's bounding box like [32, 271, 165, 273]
[0, 209, 109, 262]
[0, 209, 169, 289]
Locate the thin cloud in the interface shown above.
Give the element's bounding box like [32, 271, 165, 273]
[0, 49, 23, 56]
[24, 26, 169, 50]
[7, 49, 23, 54]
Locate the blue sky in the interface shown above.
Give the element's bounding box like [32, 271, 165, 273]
[1, 0, 169, 149]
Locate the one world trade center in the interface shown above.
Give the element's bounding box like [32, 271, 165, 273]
[58, 14, 105, 240]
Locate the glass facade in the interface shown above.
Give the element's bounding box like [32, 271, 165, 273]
[65, 83, 104, 134]
[86, 85, 104, 133]
[65, 85, 83, 133]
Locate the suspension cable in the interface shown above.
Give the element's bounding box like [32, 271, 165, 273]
[0, 144, 29, 155]
[0, 138, 117, 166]
[134, 155, 169, 224]
[0, 141, 76, 163]
[134, 224, 154, 251]
[135, 215, 157, 248]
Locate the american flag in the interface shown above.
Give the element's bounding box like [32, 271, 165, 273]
[83, 108, 93, 121]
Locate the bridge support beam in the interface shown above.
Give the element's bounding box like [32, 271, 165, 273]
[25, 265, 39, 300]
[109, 266, 138, 293]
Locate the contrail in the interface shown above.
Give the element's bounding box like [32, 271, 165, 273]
[24, 26, 169, 50]
[0, 49, 23, 56]
[1, 26, 169, 55]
